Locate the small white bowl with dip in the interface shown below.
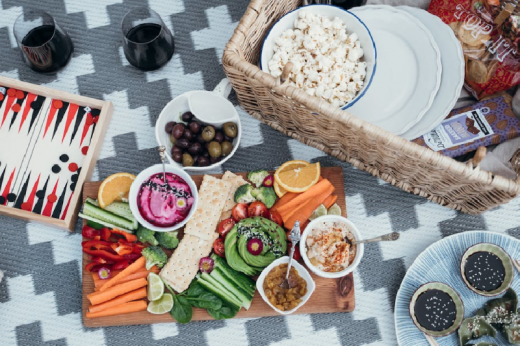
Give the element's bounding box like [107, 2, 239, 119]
[256, 256, 316, 315]
[300, 215, 364, 279]
[128, 164, 198, 232]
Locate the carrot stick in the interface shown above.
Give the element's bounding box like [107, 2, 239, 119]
[94, 267, 159, 291]
[277, 179, 334, 216]
[323, 195, 337, 209]
[88, 278, 148, 305]
[85, 300, 147, 318]
[271, 192, 299, 211]
[280, 183, 335, 222]
[99, 256, 146, 292]
[283, 187, 334, 229]
[88, 287, 147, 313]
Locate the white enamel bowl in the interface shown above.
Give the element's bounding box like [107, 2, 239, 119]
[256, 256, 316, 315]
[155, 90, 242, 172]
[300, 215, 364, 279]
[260, 4, 377, 110]
[128, 164, 199, 232]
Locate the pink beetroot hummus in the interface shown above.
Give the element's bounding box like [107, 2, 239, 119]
[137, 172, 194, 227]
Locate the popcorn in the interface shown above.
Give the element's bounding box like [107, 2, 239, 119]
[268, 11, 367, 107]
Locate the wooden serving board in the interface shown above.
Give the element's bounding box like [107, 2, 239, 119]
[82, 167, 354, 327]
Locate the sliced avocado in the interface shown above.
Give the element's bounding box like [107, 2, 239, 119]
[238, 233, 276, 268]
[224, 226, 259, 276]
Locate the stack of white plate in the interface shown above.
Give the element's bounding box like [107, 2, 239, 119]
[348, 5, 465, 140]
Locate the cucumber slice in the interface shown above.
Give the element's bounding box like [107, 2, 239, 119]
[199, 273, 243, 307]
[211, 254, 255, 296]
[82, 202, 137, 230]
[85, 197, 99, 207]
[79, 213, 134, 233]
[86, 220, 104, 230]
[196, 276, 241, 310]
[210, 268, 252, 310]
[104, 202, 138, 229]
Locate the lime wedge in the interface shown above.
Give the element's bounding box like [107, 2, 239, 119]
[309, 204, 327, 221]
[327, 203, 341, 216]
[147, 293, 174, 314]
[147, 272, 164, 302]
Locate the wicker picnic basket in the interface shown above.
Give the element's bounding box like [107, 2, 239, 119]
[222, 0, 520, 214]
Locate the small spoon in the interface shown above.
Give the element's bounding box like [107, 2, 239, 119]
[158, 146, 167, 184]
[280, 221, 301, 289]
[346, 232, 400, 246]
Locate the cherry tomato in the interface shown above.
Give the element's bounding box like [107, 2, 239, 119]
[232, 203, 248, 222]
[217, 218, 236, 238]
[213, 238, 225, 258]
[268, 210, 283, 226]
[248, 201, 269, 218]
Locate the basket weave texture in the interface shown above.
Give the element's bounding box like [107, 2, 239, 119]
[222, 0, 520, 214]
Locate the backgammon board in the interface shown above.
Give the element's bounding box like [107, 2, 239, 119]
[0, 76, 112, 231]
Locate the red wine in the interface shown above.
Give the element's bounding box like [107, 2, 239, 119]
[332, 0, 367, 10]
[21, 25, 73, 73]
[124, 23, 174, 71]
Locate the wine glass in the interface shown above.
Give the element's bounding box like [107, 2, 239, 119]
[331, 0, 367, 10]
[121, 7, 175, 71]
[13, 10, 74, 73]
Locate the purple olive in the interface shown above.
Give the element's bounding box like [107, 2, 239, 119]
[210, 156, 221, 164]
[196, 134, 205, 144]
[183, 128, 193, 141]
[202, 150, 209, 158]
[171, 146, 183, 156]
[198, 156, 210, 167]
[172, 152, 182, 163]
[172, 123, 185, 139]
[176, 138, 190, 149]
[224, 134, 233, 142]
[188, 142, 202, 155]
[189, 121, 201, 134]
[181, 111, 194, 122]
[165, 121, 176, 134]
[214, 131, 224, 143]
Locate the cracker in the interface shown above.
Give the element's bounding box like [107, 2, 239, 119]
[183, 175, 231, 241]
[159, 234, 213, 293]
[221, 171, 247, 213]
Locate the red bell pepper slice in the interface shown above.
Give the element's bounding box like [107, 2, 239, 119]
[82, 240, 113, 252]
[85, 262, 112, 273]
[132, 243, 145, 255]
[110, 242, 134, 256]
[82, 248, 125, 262]
[90, 256, 114, 264]
[123, 253, 141, 261]
[110, 229, 137, 243]
[82, 226, 100, 239]
[100, 228, 111, 241]
[112, 260, 131, 271]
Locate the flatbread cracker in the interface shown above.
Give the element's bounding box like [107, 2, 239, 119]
[183, 175, 231, 241]
[221, 171, 247, 216]
[159, 234, 213, 293]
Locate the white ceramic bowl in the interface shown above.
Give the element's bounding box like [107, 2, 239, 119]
[260, 4, 377, 110]
[128, 164, 199, 232]
[155, 91, 242, 172]
[300, 215, 364, 278]
[256, 256, 316, 315]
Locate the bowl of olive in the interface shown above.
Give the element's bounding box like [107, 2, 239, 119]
[155, 80, 241, 171]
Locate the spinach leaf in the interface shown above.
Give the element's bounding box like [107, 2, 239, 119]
[186, 281, 205, 297]
[170, 295, 193, 324]
[207, 302, 239, 320]
[186, 292, 223, 310]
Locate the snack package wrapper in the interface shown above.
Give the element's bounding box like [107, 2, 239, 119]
[413, 95, 520, 158]
[428, 0, 520, 99]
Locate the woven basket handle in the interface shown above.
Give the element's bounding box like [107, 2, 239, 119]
[279, 62, 294, 85]
[469, 146, 487, 168]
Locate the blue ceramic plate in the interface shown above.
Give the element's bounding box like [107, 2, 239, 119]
[395, 231, 520, 346]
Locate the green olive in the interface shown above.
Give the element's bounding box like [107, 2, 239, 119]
[201, 126, 216, 142]
[223, 122, 238, 138]
[169, 134, 176, 145]
[182, 153, 194, 167]
[221, 141, 233, 156]
[208, 141, 222, 158]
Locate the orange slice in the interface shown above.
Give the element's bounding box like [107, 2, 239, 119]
[98, 173, 136, 208]
[273, 181, 287, 198]
[274, 162, 321, 193]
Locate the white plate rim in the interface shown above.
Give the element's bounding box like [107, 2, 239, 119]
[350, 5, 442, 135]
[399, 6, 465, 140]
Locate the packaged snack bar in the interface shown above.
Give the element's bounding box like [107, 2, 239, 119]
[428, 0, 520, 99]
[413, 95, 520, 157]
